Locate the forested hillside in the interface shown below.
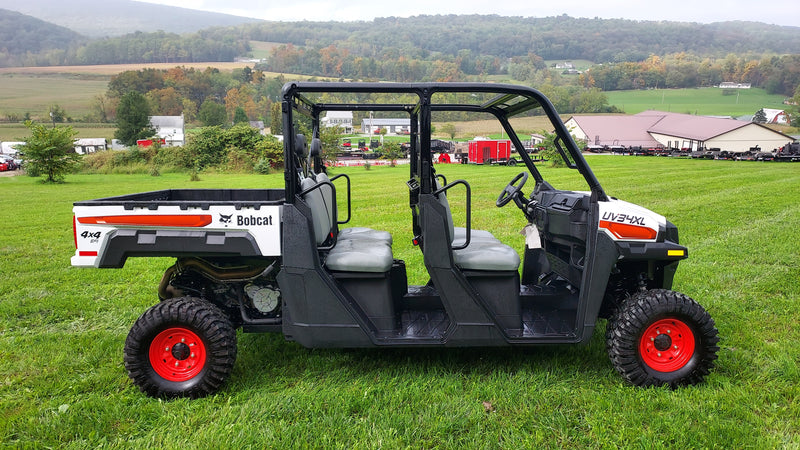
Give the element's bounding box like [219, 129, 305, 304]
[3, 12, 800, 77]
[242, 15, 800, 63]
[0, 9, 85, 66]
[0, 0, 258, 37]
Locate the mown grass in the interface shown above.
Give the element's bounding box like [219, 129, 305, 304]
[1, 157, 798, 447]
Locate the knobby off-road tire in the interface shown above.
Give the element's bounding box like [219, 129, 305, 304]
[124, 297, 237, 398]
[606, 289, 719, 388]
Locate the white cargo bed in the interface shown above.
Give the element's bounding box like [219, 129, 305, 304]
[72, 189, 284, 268]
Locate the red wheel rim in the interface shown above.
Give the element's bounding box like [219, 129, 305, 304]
[639, 318, 695, 372]
[149, 327, 206, 382]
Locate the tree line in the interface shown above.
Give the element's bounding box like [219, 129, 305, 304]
[95, 66, 288, 126]
[240, 15, 800, 63]
[4, 12, 800, 76]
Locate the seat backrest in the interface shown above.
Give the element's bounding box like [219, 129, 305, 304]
[434, 179, 455, 244]
[300, 177, 331, 245]
[314, 172, 336, 227]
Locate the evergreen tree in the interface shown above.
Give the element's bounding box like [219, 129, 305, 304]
[115, 91, 155, 146]
[233, 106, 249, 124]
[753, 108, 767, 124]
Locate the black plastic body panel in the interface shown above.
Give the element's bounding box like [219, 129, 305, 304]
[97, 229, 263, 268]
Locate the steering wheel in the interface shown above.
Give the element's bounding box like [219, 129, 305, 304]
[496, 172, 529, 207]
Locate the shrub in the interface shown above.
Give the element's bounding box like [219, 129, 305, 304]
[153, 146, 195, 171]
[255, 137, 284, 169]
[254, 158, 272, 174]
[81, 151, 118, 173]
[225, 148, 257, 172]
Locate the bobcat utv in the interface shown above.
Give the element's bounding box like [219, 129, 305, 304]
[72, 82, 719, 398]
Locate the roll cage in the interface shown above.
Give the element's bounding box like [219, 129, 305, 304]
[281, 82, 608, 203]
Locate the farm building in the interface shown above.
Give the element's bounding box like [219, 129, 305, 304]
[360, 118, 410, 134]
[762, 109, 789, 125]
[322, 111, 354, 134]
[249, 121, 266, 134]
[565, 111, 790, 153]
[149, 115, 185, 146]
[74, 138, 107, 155]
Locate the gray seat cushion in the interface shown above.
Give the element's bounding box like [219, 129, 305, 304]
[338, 227, 393, 244]
[452, 226, 497, 247]
[326, 239, 394, 273]
[436, 180, 519, 271]
[453, 241, 521, 271]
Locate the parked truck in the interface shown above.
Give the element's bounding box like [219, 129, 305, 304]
[72, 82, 719, 398]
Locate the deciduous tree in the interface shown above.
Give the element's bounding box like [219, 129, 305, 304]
[198, 99, 226, 127]
[17, 121, 80, 183]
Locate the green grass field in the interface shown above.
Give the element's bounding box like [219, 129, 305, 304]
[0, 74, 111, 120]
[1, 157, 799, 447]
[0, 123, 116, 142]
[605, 87, 789, 116]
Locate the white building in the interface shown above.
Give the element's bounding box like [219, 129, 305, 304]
[74, 138, 107, 155]
[321, 111, 354, 134]
[361, 118, 411, 134]
[149, 115, 185, 146]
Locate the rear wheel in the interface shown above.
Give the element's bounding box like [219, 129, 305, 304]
[124, 297, 237, 398]
[606, 289, 719, 387]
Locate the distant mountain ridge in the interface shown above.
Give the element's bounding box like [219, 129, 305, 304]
[0, 0, 261, 37]
[0, 9, 85, 56]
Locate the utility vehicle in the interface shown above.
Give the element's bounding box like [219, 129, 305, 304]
[72, 82, 719, 398]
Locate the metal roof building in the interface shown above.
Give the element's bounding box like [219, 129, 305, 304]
[566, 111, 791, 152]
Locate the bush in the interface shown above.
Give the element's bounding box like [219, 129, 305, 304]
[153, 146, 195, 171]
[225, 148, 257, 172]
[112, 147, 147, 166]
[188, 126, 226, 169]
[254, 158, 272, 174]
[255, 137, 284, 169]
[81, 151, 118, 173]
[78, 125, 286, 174]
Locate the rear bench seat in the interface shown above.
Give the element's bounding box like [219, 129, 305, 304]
[435, 181, 520, 272]
[300, 176, 393, 273]
[315, 172, 392, 245]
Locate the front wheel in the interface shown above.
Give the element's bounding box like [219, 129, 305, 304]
[606, 289, 719, 388]
[124, 297, 237, 398]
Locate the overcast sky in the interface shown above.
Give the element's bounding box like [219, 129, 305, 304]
[138, 0, 799, 27]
